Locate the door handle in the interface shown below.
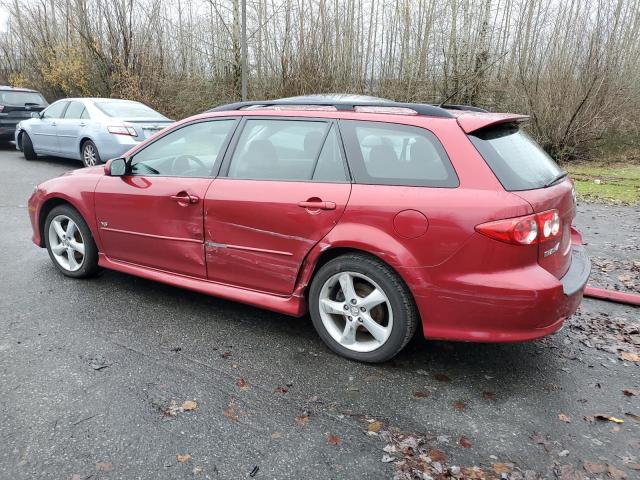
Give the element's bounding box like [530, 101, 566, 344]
[298, 200, 336, 210]
[170, 192, 200, 205]
[79, 122, 86, 127]
[51, 121, 57, 126]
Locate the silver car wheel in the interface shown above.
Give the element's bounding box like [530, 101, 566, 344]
[83, 143, 97, 166]
[318, 271, 393, 353]
[48, 215, 85, 272]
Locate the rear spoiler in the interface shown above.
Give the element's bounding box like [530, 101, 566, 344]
[453, 112, 530, 134]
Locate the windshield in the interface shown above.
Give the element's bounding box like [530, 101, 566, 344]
[94, 101, 166, 120]
[469, 125, 564, 191]
[0, 91, 47, 106]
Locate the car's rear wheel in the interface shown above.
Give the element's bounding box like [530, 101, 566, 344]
[309, 253, 419, 362]
[81, 140, 101, 167]
[22, 132, 37, 160]
[44, 205, 100, 278]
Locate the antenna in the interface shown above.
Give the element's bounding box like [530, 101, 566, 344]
[438, 50, 510, 107]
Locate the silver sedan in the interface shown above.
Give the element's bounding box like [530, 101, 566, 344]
[15, 98, 173, 167]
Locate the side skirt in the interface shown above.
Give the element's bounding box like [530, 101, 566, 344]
[98, 253, 307, 317]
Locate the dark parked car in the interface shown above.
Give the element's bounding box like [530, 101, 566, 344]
[0, 86, 48, 144]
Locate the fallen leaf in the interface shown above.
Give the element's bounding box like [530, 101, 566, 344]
[558, 413, 571, 423]
[625, 412, 640, 422]
[483, 391, 496, 401]
[626, 463, 640, 470]
[181, 400, 197, 411]
[381, 454, 394, 463]
[71, 475, 81, 480]
[294, 414, 309, 426]
[493, 463, 512, 474]
[583, 462, 606, 474]
[594, 414, 624, 423]
[176, 454, 191, 463]
[270, 431, 281, 439]
[623, 389, 638, 397]
[274, 385, 289, 394]
[223, 406, 239, 422]
[367, 421, 383, 432]
[96, 462, 112, 472]
[557, 464, 584, 480]
[326, 433, 341, 445]
[235, 378, 248, 390]
[192, 466, 205, 475]
[434, 373, 451, 382]
[413, 391, 430, 398]
[608, 464, 627, 479]
[220, 351, 231, 358]
[452, 400, 467, 411]
[620, 352, 640, 362]
[458, 435, 472, 448]
[428, 449, 447, 462]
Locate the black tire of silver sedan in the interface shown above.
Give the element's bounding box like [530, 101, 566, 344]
[81, 140, 101, 167]
[309, 253, 419, 363]
[44, 205, 100, 278]
[22, 132, 37, 160]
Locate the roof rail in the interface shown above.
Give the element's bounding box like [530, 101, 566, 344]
[208, 99, 456, 118]
[438, 104, 489, 113]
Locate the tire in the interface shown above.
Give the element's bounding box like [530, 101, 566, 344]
[309, 253, 419, 363]
[44, 204, 100, 278]
[22, 132, 37, 160]
[81, 140, 101, 167]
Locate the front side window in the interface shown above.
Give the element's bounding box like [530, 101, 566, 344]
[130, 120, 236, 177]
[340, 120, 458, 187]
[227, 119, 347, 182]
[64, 101, 86, 119]
[42, 101, 68, 119]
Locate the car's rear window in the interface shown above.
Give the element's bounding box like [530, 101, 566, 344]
[469, 125, 564, 191]
[94, 101, 165, 119]
[340, 120, 458, 187]
[0, 91, 46, 106]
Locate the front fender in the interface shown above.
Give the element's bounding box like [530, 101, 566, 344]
[29, 170, 104, 250]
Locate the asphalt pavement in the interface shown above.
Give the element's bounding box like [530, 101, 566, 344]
[0, 143, 638, 480]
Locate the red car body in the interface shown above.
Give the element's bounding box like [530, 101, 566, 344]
[28, 103, 589, 343]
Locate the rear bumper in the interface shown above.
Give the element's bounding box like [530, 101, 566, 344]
[406, 242, 590, 343]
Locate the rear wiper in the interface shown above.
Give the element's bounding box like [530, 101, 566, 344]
[24, 102, 41, 106]
[544, 171, 568, 188]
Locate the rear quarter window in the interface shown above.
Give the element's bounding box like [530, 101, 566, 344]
[340, 120, 458, 187]
[469, 125, 564, 191]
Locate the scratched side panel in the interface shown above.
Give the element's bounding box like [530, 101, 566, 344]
[204, 179, 351, 295]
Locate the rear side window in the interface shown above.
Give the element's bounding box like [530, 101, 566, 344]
[340, 120, 458, 187]
[227, 119, 347, 182]
[469, 125, 563, 191]
[0, 90, 46, 106]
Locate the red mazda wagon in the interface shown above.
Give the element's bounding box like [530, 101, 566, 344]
[28, 96, 590, 362]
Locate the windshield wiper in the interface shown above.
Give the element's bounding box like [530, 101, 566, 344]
[544, 171, 568, 188]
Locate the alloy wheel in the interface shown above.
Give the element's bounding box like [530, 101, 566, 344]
[318, 271, 393, 352]
[48, 215, 85, 272]
[83, 143, 97, 166]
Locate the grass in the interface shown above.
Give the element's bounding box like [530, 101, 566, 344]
[566, 162, 640, 204]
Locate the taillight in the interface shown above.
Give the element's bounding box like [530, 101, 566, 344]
[107, 125, 137, 136]
[476, 209, 561, 246]
[0, 105, 4, 112]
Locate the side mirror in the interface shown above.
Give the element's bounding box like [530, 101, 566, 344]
[31, 112, 41, 119]
[105, 158, 127, 176]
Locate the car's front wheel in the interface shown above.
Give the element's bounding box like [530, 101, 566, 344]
[309, 253, 419, 362]
[22, 132, 37, 160]
[81, 140, 101, 167]
[44, 205, 100, 278]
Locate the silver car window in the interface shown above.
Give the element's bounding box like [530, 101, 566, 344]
[64, 101, 85, 119]
[42, 101, 68, 119]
